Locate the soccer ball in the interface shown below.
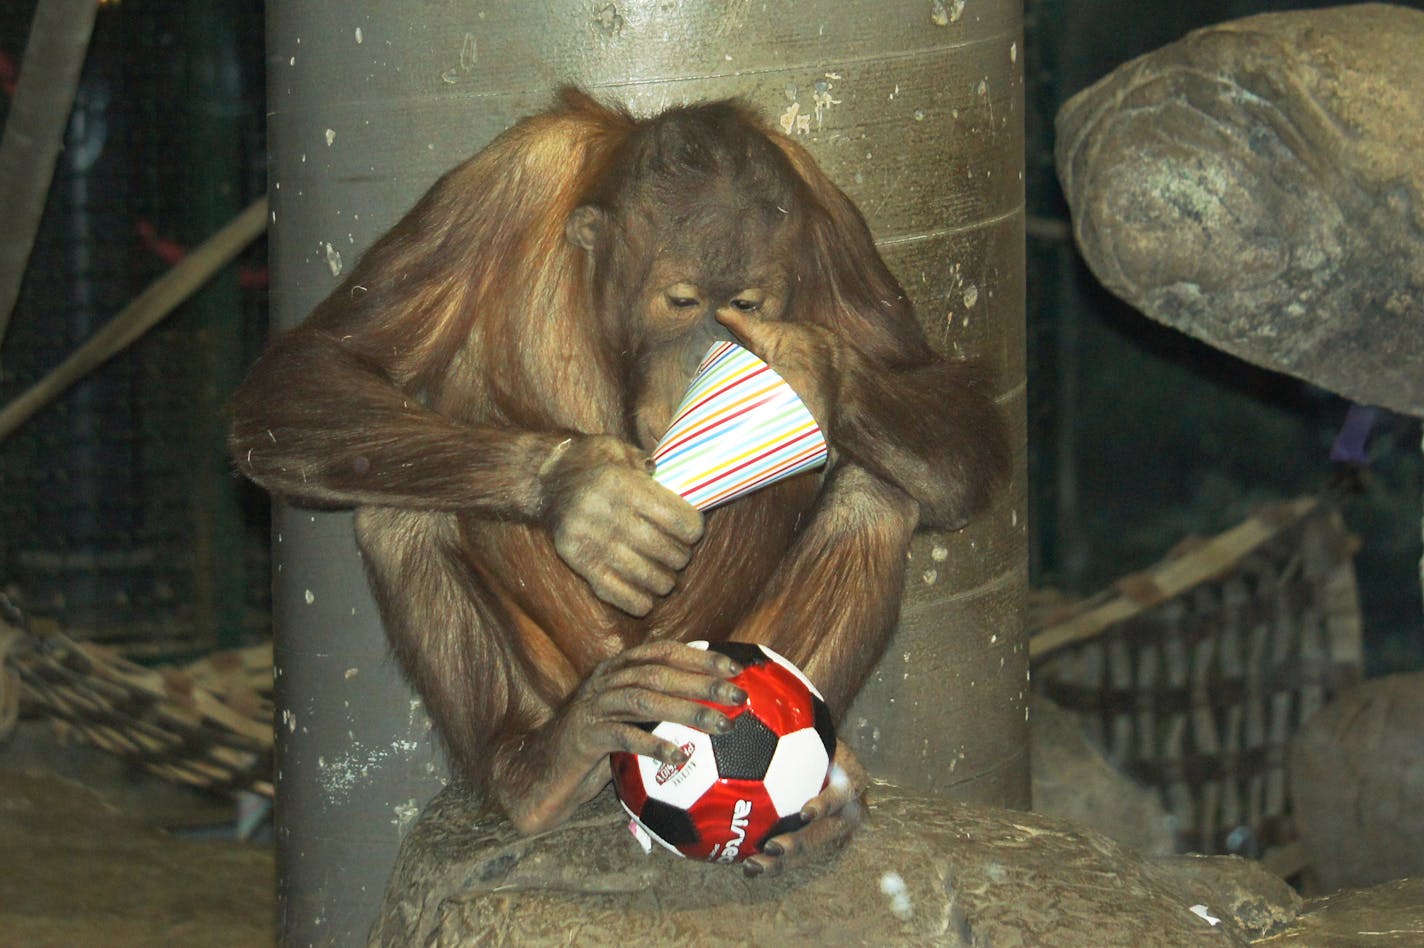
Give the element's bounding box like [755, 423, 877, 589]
[609, 641, 836, 863]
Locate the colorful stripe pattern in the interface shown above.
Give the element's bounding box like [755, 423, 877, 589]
[652, 341, 828, 512]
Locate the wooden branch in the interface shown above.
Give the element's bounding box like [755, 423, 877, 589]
[1029, 496, 1325, 660]
[8, 622, 274, 796]
[0, 196, 269, 442]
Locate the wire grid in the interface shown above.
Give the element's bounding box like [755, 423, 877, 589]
[1032, 498, 1363, 858]
[0, 0, 269, 656]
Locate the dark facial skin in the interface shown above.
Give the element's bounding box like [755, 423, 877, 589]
[570, 198, 800, 450]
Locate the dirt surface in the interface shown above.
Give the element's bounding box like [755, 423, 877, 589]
[0, 769, 274, 947]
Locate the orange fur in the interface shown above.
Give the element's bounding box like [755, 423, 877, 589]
[229, 88, 1006, 792]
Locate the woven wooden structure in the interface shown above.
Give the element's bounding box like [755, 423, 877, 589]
[1030, 496, 1363, 868]
[0, 612, 273, 798]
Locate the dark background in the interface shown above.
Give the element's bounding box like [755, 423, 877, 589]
[0, 0, 1419, 674]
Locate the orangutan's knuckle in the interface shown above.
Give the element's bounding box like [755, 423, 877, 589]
[625, 641, 658, 660]
[553, 536, 581, 567]
[554, 519, 582, 548]
[623, 690, 651, 717]
[598, 573, 627, 600]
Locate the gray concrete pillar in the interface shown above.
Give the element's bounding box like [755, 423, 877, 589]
[265, 2, 1025, 942]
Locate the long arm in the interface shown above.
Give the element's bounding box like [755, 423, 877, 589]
[229, 97, 627, 516]
[712, 329, 1006, 877]
[721, 463, 916, 878]
[760, 127, 1010, 530]
[728, 463, 918, 715]
[717, 307, 1009, 534]
[831, 352, 1008, 530]
[229, 325, 566, 514]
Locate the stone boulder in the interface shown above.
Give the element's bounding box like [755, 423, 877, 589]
[1154, 853, 1301, 942]
[1259, 878, 1424, 946]
[1290, 672, 1424, 892]
[372, 782, 1304, 945]
[1056, 5, 1424, 416]
[1031, 695, 1176, 855]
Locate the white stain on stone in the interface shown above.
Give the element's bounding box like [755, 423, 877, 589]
[392, 799, 421, 832]
[441, 32, 478, 83]
[319, 738, 423, 803]
[930, 0, 965, 26]
[779, 74, 841, 135]
[778, 101, 812, 136]
[880, 871, 914, 919]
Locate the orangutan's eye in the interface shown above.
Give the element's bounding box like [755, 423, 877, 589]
[664, 282, 702, 310]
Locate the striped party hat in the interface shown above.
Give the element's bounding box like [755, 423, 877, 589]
[652, 341, 829, 512]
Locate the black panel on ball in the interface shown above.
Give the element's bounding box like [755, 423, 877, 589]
[812, 695, 837, 759]
[638, 798, 700, 848]
[761, 812, 808, 849]
[705, 641, 770, 669]
[710, 711, 778, 780]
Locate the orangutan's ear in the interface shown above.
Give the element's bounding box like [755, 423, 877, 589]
[565, 204, 606, 252]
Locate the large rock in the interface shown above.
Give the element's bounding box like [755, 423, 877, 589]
[1289, 672, 1424, 892]
[1258, 878, 1424, 947]
[1030, 695, 1176, 855]
[1055, 5, 1424, 416]
[371, 781, 1300, 946]
[1155, 854, 1302, 942]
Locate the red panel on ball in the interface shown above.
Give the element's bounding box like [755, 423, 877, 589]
[609, 642, 835, 864]
[687, 779, 779, 863]
[734, 661, 818, 736]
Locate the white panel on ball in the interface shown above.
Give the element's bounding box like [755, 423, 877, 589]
[761, 728, 831, 817]
[761, 645, 826, 700]
[640, 723, 717, 809]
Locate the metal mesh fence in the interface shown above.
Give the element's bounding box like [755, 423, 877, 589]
[0, 0, 269, 658]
